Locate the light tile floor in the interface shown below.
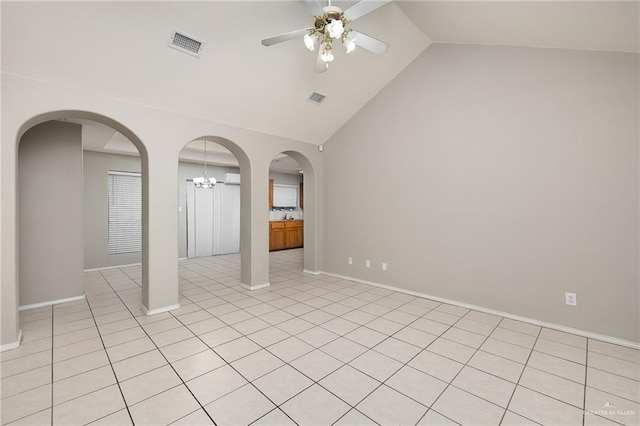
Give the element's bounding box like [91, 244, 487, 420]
[1, 249, 639, 425]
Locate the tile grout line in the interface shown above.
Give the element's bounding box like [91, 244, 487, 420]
[583, 338, 589, 426]
[325, 300, 451, 426]
[81, 271, 136, 425]
[179, 265, 514, 426]
[141, 256, 640, 426]
[50, 305, 54, 426]
[498, 322, 542, 425]
[413, 313, 504, 425]
[98, 271, 219, 426]
[171, 267, 426, 424]
[12, 252, 638, 426]
[167, 296, 302, 426]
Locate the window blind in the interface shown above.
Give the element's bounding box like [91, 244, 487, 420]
[273, 185, 298, 208]
[108, 171, 142, 255]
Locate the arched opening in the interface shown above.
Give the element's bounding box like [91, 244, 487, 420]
[177, 136, 252, 288]
[15, 111, 149, 316]
[268, 151, 318, 279]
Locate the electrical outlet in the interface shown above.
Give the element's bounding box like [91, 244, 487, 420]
[348, 257, 353, 265]
[565, 292, 577, 306]
[365, 259, 370, 268]
[382, 262, 387, 271]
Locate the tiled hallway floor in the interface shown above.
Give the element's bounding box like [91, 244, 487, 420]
[1, 249, 638, 425]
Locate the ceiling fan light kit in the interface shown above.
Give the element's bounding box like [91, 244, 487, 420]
[261, 0, 391, 72]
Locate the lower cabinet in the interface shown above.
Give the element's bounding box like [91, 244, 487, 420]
[270, 220, 303, 251]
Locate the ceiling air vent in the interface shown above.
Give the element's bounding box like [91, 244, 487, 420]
[307, 92, 326, 105]
[168, 30, 204, 57]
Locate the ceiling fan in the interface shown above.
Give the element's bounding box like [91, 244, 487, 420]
[261, 0, 391, 72]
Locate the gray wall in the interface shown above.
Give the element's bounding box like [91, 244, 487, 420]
[269, 171, 303, 187]
[19, 121, 83, 305]
[322, 44, 639, 342]
[83, 151, 141, 269]
[85, 153, 241, 264]
[84, 153, 248, 264]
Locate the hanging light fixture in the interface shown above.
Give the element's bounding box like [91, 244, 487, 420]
[306, 8, 354, 67]
[261, 0, 390, 73]
[193, 140, 216, 189]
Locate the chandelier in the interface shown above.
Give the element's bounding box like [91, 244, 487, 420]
[193, 140, 216, 189]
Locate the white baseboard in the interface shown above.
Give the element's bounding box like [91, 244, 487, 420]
[141, 303, 181, 316]
[303, 269, 322, 276]
[19, 294, 86, 311]
[319, 271, 640, 350]
[0, 330, 23, 352]
[84, 263, 142, 272]
[241, 282, 271, 291]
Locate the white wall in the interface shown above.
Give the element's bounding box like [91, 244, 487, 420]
[18, 121, 84, 306]
[322, 44, 639, 343]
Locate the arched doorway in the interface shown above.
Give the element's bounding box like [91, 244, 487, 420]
[179, 139, 241, 258]
[14, 111, 149, 322]
[178, 136, 253, 288]
[268, 150, 318, 278]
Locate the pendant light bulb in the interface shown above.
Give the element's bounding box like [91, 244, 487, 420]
[304, 33, 316, 51]
[320, 43, 334, 63]
[326, 19, 344, 39]
[344, 32, 356, 54]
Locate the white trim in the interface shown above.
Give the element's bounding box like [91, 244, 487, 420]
[179, 257, 188, 261]
[241, 282, 270, 291]
[19, 295, 86, 311]
[303, 269, 321, 276]
[319, 271, 640, 350]
[84, 263, 142, 272]
[140, 304, 181, 316]
[0, 330, 23, 352]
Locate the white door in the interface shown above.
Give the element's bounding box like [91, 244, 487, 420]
[187, 181, 239, 258]
[219, 184, 240, 254]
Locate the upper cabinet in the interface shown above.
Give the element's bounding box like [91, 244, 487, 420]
[300, 182, 303, 210]
[269, 179, 274, 209]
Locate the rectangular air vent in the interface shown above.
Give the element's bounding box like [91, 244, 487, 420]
[168, 30, 204, 57]
[307, 92, 326, 104]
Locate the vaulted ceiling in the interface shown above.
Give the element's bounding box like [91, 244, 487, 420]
[2, 1, 638, 149]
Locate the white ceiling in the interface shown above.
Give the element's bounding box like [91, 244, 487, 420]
[3, 1, 638, 150]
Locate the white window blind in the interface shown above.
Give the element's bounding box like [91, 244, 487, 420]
[108, 171, 142, 255]
[273, 185, 298, 208]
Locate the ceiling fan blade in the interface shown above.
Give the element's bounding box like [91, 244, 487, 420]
[315, 47, 328, 73]
[262, 28, 312, 47]
[343, 0, 391, 22]
[302, 0, 326, 17]
[350, 30, 389, 54]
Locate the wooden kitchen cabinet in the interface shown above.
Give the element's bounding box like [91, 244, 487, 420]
[299, 182, 303, 209]
[269, 221, 285, 251]
[270, 220, 303, 251]
[268, 179, 274, 208]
